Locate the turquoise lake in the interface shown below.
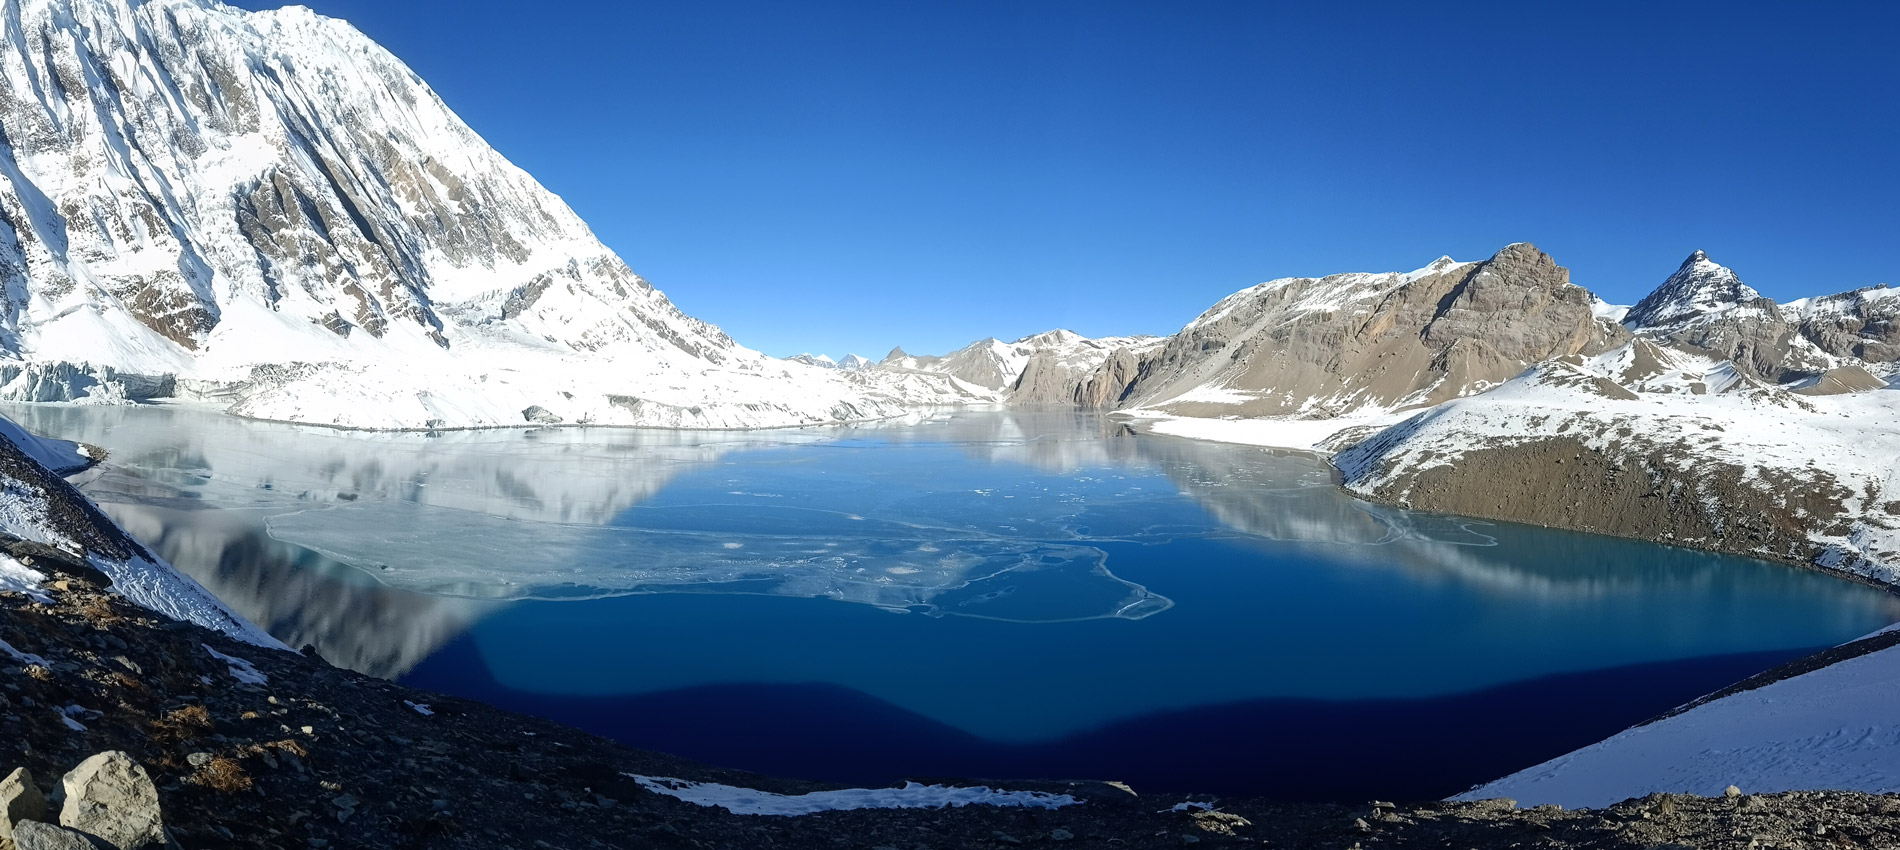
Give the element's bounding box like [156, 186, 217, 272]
[14, 404, 1898, 798]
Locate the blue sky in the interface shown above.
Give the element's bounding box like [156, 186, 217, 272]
[233, 0, 1898, 358]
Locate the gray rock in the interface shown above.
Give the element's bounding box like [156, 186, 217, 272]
[58, 752, 165, 850]
[522, 405, 563, 424]
[1, 767, 49, 842]
[11, 820, 104, 850]
[184, 753, 212, 768]
[1049, 827, 1074, 840]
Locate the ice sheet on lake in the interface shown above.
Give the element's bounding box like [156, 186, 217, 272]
[264, 501, 1173, 621]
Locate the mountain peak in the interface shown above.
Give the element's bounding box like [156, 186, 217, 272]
[1625, 251, 1764, 329]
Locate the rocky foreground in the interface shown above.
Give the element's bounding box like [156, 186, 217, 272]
[0, 553, 1892, 849]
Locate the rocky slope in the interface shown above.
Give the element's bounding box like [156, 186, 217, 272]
[0, 0, 969, 430]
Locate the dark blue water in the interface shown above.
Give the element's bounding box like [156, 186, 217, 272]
[14, 404, 1899, 800]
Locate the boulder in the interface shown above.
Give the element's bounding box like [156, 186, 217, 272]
[58, 752, 164, 850]
[522, 405, 564, 424]
[1, 767, 49, 841]
[12, 820, 103, 850]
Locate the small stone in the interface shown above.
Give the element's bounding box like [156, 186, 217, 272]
[1050, 827, 1074, 841]
[594, 794, 615, 809]
[12, 820, 98, 850]
[1, 768, 49, 842]
[992, 832, 1021, 846]
[186, 752, 213, 768]
[300, 726, 315, 735]
[307, 840, 330, 849]
[59, 751, 165, 850]
[1725, 785, 1743, 798]
[1353, 817, 1371, 831]
[331, 794, 358, 810]
[1179, 835, 1201, 846]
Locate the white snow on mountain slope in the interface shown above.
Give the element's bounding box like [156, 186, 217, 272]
[1333, 345, 1900, 584]
[879, 330, 1163, 393]
[1458, 626, 1900, 808]
[0, 0, 966, 429]
[0, 412, 279, 646]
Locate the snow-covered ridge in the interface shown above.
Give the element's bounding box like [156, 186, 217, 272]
[0, 0, 973, 429]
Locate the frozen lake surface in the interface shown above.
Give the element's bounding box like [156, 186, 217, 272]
[20, 404, 1900, 798]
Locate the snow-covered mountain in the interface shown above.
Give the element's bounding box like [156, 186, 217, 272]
[1621, 252, 1832, 381]
[876, 330, 1163, 396]
[788, 353, 873, 371]
[0, 0, 961, 429]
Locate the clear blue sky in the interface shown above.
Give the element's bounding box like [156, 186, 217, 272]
[231, 0, 1898, 359]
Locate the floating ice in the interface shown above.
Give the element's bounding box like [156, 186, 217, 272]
[625, 776, 1081, 816]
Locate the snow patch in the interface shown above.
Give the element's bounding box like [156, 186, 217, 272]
[1458, 633, 1900, 807]
[204, 645, 268, 685]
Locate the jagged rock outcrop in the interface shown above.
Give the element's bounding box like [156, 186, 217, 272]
[1117, 244, 1627, 418]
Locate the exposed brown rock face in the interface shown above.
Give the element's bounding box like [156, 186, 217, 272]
[1342, 433, 1858, 576]
[1118, 244, 1626, 418]
[1072, 347, 1148, 409]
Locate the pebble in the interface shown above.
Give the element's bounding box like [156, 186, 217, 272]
[1050, 827, 1074, 841]
[992, 832, 1021, 845]
[186, 752, 213, 767]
